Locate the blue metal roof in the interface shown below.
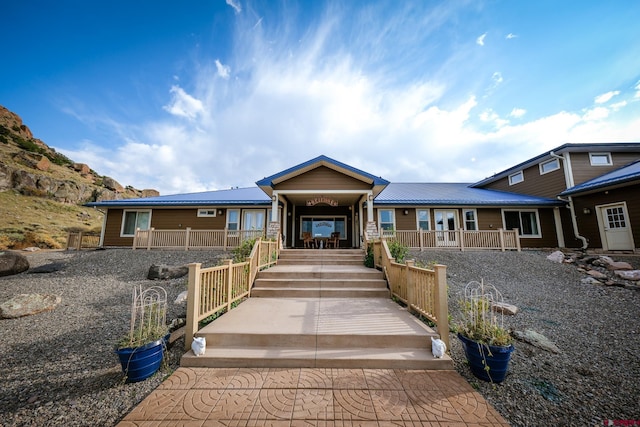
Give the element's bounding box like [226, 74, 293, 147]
[86, 187, 271, 208]
[560, 160, 640, 196]
[375, 183, 563, 206]
[256, 155, 390, 187]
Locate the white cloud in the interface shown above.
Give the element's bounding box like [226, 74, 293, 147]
[594, 91, 620, 104]
[492, 72, 503, 85]
[509, 108, 526, 118]
[506, 33, 517, 39]
[634, 80, 640, 98]
[225, 0, 241, 14]
[476, 33, 487, 46]
[610, 101, 627, 111]
[583, 107, 610, 121]
[215, 59, 230, 79]
[163, 86, 204, 120]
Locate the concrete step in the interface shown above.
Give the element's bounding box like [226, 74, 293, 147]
[257, 267, 383, 281]
[277, 258, 363, 266]
[251, 287, 390, 298]
[253, 278, 388, 289]
[181, 346, 453, 369]
[281, 249, 364, 256]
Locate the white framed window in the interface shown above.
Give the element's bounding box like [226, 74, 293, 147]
[300, 216, 347, 240]
[502, 209, 541, 238]
[226, 209, 240, 231]
[590, 152, 612, 166]
[539, 158, 560, 175]
[197, 209, 217, 217]
[378, 209, 395, 231]
[243, 209, 266, 230]
[509, 171, 524, 185]
[417, 209, 430, 230]
[121, 210, 151, 237]
[463, 209, 478, 231]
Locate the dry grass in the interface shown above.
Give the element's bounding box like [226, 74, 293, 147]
[0, 190, 103, 249]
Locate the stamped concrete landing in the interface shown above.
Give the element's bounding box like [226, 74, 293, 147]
[117, 367, 510, 426]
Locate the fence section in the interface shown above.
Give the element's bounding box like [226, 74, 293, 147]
[133, 227, 265, 250]
[371, 239, 449, 350]
[66, 232, 101, 250]
[382, 228, 520, 251]
[184, 238, 280, 350]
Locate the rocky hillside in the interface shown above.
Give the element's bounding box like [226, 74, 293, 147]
[0, 105, 158, 249]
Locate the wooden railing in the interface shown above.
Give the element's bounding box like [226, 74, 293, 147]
[66, 232, 100, 250]
[371, 239, 450, 350]
[133, 227, 266, 250]
[381, 229, 521, 251]
[184, 237, 280, 350]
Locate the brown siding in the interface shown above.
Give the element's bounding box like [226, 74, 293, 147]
[275, 166, 372, 191]
[477, 209, 503, 230]
[570, 152, 640, 186]
[396, 209, 416, 230]
[572, 183, 640, 250]
[103, 209, 132, 247]
[482, 162, 567, 198]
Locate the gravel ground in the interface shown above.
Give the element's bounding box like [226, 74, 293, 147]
[0, 248, 639, 426]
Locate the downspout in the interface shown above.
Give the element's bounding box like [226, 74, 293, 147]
[550, 151, 588, 250]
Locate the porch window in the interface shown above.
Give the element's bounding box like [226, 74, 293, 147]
[300, 217, 346, 239]
[378, 209, 395, 231]
[227, 209, 239, 231]
[243, 210, 266, 230]
[417, 209, 430, 230]
[463, 209, 478, 231]
[509, 171, 524, 185]
[503, 210, 540, 238]
[197, 209, 216, 217]
[121, 210, 151, 237]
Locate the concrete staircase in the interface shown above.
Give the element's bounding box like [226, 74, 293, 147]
[181, 249, 452, 369]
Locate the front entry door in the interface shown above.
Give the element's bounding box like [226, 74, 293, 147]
[435, 210, 458, 247]
[597, 203, 635, 250]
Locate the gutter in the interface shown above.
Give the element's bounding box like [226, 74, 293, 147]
[550, 151, 588, 250]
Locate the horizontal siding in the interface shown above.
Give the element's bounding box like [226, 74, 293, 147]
[482, 162, 567, 197]
[275, 166, 372, 190]
[150, 209, 227, 230]
[570, 152, 640, 186]
[103, 209, 132, 247]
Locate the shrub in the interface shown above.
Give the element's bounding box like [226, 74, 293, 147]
[232, 238, 256, 263]
[388, 240, 408, 263]
[364, 244, 374, 267]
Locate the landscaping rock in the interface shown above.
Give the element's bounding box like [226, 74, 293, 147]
[606, 261, 633, 271]
[614, 270, 640, 281]
[546, 251, 565, 263]
[0, 294, 61, 318]
[513, 329, 561, 354]
[492, 301, 518, 315]
[147, 264, 189, 280]
[581, 277, 602, 286]
[174, 290, 188, 304]
[0, 251, 30, 277]
[587, 270, 608, 279]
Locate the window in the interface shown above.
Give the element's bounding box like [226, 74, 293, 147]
[378, 209, 395, 231]
[121, 210, 151, 237]
[300, 217, 346, 239]
[243, 210, 265, 230]
[503, 210, 540, 238]
[197, 209, 216, 217]
[463, 209, 477, 231]
[226, 209, 239, 231]
[417, 209, 430, 230]
[590, 152, 612, 166]
[509, 171, 524, 185]
[539, 158, 560, 174]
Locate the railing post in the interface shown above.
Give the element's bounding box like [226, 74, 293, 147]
[76, 231, 83, 250]
[514, 228, 521, 252]
[225, 259, 233, 312]
[433, 264, 450, 351]
[147, 227, 154, 250]
[185, 262, 202, 351]
[406, 260, 415, 313]
[132, 228, 138, 250]
[499, 228, 505, 252]
[185, 227, 191, 251]
[419, 229, 424, 251]
[459, 228, 465, 252]
[223, 228, 228, 251]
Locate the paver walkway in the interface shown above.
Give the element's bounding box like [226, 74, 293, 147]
[117, 367, 510, 426]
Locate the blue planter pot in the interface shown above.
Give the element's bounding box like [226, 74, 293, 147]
[458, 333, 514, 383]
[116, 337, 166, 383]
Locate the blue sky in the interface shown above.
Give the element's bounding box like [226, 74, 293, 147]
[2, 0, 640, 195]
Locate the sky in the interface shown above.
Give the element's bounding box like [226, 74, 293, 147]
[2, 0, 640, 195]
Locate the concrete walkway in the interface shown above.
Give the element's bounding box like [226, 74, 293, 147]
[117, 367, 510, 426]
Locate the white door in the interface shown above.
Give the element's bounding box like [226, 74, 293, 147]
[597, 203, 634, 250]
[435, 210, 458, 247]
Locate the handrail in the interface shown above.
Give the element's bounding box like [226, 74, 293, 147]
[133, 227, 266, 250]
[381, 228, 521, 251]
[66, 231, 100, 250]
[184, 237, 280, 350]
[371, 239, 450, 350]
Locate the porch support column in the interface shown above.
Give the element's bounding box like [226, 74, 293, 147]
[267, 191, 281, 240]
[365, 191, 379, 240]
[271, 192, 279, 222]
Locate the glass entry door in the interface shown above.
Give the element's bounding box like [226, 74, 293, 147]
[434, 210, 458, 247]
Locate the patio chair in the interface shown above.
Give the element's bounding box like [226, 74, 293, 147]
[327, 232, 340, 249]
[302, 232, 315, 248]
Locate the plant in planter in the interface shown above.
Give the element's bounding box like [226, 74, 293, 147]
[457, 280, 514, 383]
[115, 285, 169, 383]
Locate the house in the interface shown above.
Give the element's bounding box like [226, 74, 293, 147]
[86, 143, 640, 252]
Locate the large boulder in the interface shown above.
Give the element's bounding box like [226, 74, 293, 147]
[0, 251, 30, 277]
[0, 294, 61, 318]
[147, 264, 189, 280]
[615, 270, 640, 281]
